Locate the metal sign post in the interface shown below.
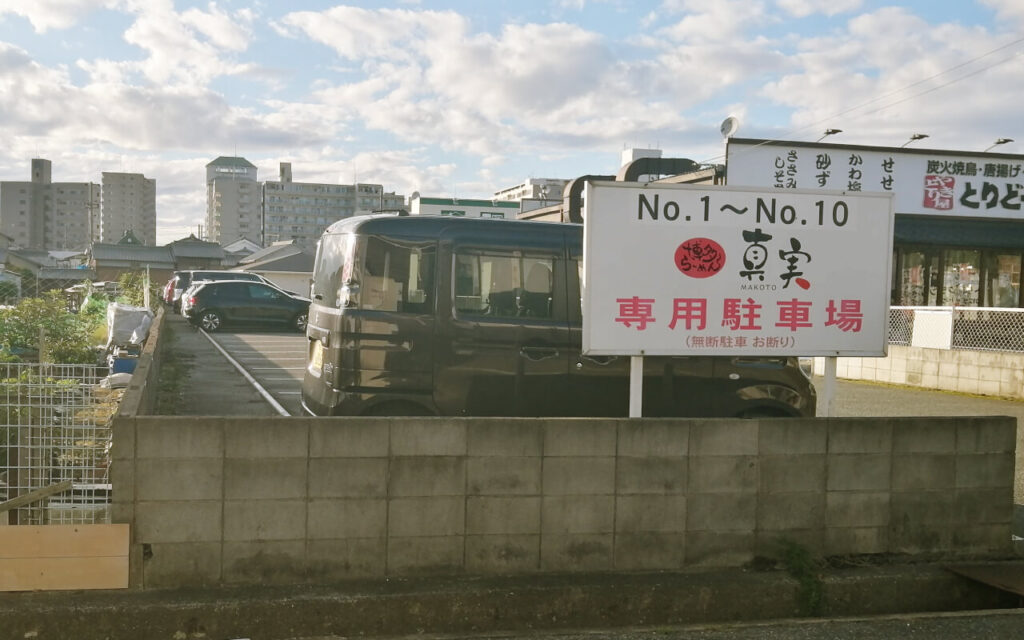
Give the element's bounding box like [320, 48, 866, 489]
[629, 355, 643, 417]
[822, 356, 838, 417]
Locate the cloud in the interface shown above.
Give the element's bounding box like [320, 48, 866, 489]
[121, 0, 258, 85]
[980, 0, 1024, 25]
[758, 7, 1024, 147]
[284, 6, 685, 158]
[631, 2, 794, 109]
[181, 2, 253, 51]
[281, 6, 459, 62]
[0, 0, 115, 33]
[775, 0, 862, 18]
[0, 43, 339, 160]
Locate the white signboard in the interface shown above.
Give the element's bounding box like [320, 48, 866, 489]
[582, 182, 894, 357]
[727, 139, 1024, 219]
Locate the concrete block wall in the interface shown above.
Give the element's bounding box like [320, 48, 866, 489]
[111, 415, 1016, 589]
[822, 346, 1024, 400]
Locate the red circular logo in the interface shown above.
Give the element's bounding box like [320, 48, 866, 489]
[675, 237, 725, 278]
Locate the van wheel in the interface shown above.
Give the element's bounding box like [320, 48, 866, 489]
[365, 402, 431, 416]
[292, 312, 308, 332]
[738, 407, 789, 419]
[199, 310, 223, 332]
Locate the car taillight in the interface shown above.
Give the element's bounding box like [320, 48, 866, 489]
[188, 296, 197, 306]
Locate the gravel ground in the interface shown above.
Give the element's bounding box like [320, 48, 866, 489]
[285, 608, 1024, 640]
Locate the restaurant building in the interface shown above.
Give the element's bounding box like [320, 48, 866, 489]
[725, 138, 1024, 308]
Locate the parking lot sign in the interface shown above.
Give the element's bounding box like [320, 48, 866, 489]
[582, 181, 894, 357]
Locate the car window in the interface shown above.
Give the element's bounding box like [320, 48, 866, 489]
[213, 283, 244, 299]
[247, 284, 281, 300]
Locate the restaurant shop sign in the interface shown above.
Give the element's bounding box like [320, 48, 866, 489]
[582, 182, 894, 357]
[726, 138, 1024, 219]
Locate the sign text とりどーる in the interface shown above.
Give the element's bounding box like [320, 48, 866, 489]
[582, 182, 894, 357]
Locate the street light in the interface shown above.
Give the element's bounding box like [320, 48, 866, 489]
[900, 133, 929, 148]
[984, 138, 1014, 152]
[816, 128, 842, 142]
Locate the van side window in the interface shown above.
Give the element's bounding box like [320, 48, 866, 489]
[360, 237, 435, 314]
[454, 251, 554, 319]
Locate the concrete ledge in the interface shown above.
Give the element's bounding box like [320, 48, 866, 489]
[0, 564, 1019, 640]
[117, 305, 165, 419]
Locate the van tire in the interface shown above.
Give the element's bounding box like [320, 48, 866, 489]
[737, 407, 790, 418]
[199, 310, 223, 332]
[365, 401, 431, 416]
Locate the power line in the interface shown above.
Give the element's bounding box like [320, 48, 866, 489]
[795, 35, 1024, 136]
[705, 35, 1024, 163]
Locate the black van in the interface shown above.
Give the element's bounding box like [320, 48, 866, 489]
[301, 215, 816, 417]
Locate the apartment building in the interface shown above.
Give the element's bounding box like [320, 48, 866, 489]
[100, 171, 156, 245]
[205, 156, 259, 245]
[262, 162, 406, 251]
[492, 178, 569, 202]
[0, 159, 99, 251]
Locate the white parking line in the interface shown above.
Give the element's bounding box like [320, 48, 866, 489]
[238, 357, 306, 362]
[201, 331, 290, 417]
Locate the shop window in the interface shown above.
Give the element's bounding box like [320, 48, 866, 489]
[983, 253, 1021, 307]
[942, 250, 980, 306]
[897, 250, 939, 305]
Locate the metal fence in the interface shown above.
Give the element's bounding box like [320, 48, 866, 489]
[0, 275, 117, 308]
[1, 363, 114, 525]
[889, 306, 1024, 352]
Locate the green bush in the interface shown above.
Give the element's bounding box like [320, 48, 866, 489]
[0, 292, 101, 364]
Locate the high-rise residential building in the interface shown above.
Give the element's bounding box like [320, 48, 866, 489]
[262, 162, 406, 251]
[100, 171, 156, 245]
[205, 156, 259, 245]
[0, 159, 98, 250]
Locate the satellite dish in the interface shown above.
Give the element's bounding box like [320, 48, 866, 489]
[411, 190, 420, 200]
[720, 116, 740, 139]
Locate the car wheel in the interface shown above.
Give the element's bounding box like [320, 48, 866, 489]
[199, 310, 223, 332]
[292, 312, 308, 332]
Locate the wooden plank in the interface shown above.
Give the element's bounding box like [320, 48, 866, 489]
[0, 524, 129, 559]
[0, 556, 129, 591]
[0, 525, 129, 591]
[0, 480, 74, 513]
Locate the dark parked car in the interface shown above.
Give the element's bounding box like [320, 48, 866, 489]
[183, 280, 310, 333]
[162, 270, 273, 311]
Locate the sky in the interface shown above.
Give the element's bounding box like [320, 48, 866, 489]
[0, 0, 1022, 245]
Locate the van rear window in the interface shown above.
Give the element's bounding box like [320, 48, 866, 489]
[313, 232, 435, 313]
[311, 232, 354, 306]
